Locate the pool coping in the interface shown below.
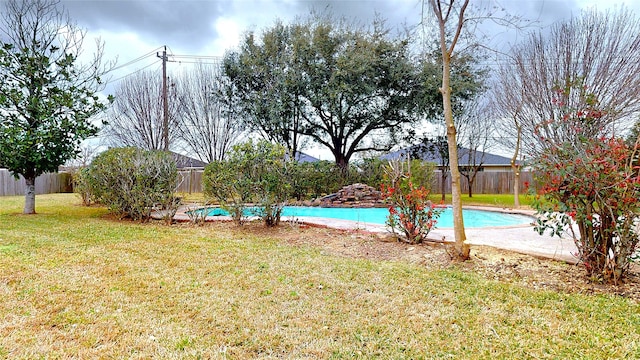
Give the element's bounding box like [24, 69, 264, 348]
[164, 204, 579, 264]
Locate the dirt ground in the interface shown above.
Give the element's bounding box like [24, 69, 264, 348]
[224, 221, 640, 303]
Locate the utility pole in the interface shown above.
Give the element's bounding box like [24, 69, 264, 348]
[157, 46, 169, 151]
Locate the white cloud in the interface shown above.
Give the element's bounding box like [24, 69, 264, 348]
[206, 17, 243, 56]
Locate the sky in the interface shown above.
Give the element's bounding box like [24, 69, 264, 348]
[58, 0, 640, 159]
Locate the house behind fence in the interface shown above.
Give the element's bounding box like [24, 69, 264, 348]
[0, 169, 73, 196]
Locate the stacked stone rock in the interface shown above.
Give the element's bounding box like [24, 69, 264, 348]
[317, 183, 385, 208]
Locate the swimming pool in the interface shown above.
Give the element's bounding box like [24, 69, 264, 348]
[202, 206, 533, 228]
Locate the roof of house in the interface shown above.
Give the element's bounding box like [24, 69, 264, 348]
[380, 144, 512, 166]
[171, 152, 208, 169]
[284, 151, 320, 163]
[294, 151, 320, 163]
[172, 150, 320, 168]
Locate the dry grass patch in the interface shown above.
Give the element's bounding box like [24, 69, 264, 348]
[0, 194, 638, 358]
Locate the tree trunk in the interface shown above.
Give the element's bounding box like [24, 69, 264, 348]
[512, 166, 520, 208]
[430, 0, 470, 260]
[335, 153, 350, 177]
[511, 122, 522, 208]
[440, 170, 447, 202]
[24, 174, 36, 214]
[441, 54, 469, 260]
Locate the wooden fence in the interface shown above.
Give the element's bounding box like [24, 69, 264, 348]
[175, 169, 534, 196]
[0, 168, 533, 197]
[432, 171, 535, 196]
[177, 168, 205, 194]
[0, 169, 73, 196]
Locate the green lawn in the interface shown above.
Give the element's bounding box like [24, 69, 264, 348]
[429, 193, 534, 208]
[0, 194, 637, 358]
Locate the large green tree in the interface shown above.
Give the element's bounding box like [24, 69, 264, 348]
[417, 46, 486, 122]
[224, 13, 421, 170]
[223, 21, 308, 158]
[0, 0, 111, 214]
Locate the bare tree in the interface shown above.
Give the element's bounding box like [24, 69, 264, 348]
[456, 99, 493, 198]
[174, 62, 244, 163]
[413, 99, 493, 200]
[490, 78, 525, 207]
[411, 135, 450, 201]
[102, 70, 181, 150]
[493, 7, 640, 158]
[427, 0, 472, 260]
[65, 142, 100, 169]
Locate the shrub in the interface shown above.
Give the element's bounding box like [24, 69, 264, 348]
[72, 167, 94, 206]
[203, 160, 249, 225]
[185, 204, 208, 226]
[204, 140, 290, 226]
[354, 157, 387, 189]
[287, 160, 346, 200]
[532, 85, 640, 284]
[287, 158, 390, 201]
[87, 147, 179, 222]
[382, 157, 439, 244]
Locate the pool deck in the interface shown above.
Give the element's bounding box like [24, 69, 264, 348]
[170, 205, 579, 264]
[285, 217, 578, 264]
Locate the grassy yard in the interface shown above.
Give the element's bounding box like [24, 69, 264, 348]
[428, 193, 534, 208]
[0, 194, 638, 358]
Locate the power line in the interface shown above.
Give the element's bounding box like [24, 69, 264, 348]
[107, 46, 165, 73]
[173, 60, 223, 66]
[167, 53, 223, 67]
[169, 52, 222, 60]
[107, 60, 161, 84]
[170, 54, 222, 60]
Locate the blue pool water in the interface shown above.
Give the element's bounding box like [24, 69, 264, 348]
[203, 206, 533, 228]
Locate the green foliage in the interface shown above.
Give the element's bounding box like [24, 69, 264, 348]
[0, 0, 111, 214]
[203, 160, 248, 224]
[72, 167, 94, 206]
[355, 158, 388, 190]
[403, 159, 436, 190]
[286, 157, 391, 200]
[222, 21, 308, 156]
[532, 86, 640, 284]
[224, 12, 421, 169]
[287, 161, 341, 200]
[86, 147, 179, 222]
[417, 47, 487, 121]
[382, 158, 440, 244]
[204, 140, 290, 226]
